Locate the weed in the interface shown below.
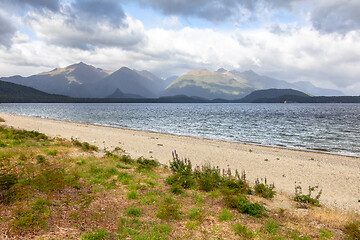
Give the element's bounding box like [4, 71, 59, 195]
[32, 168, 67, 192]
[319, 228, 333, 239]
[219, 208, 233, 221]
[133, 224, 171, 240]
[294, 183, 322, 207]
[118, 217, 141, 237]
[157, 195, 181, 220]
[127, 190, 139, 200]
[12, 198, 52, 232]
[289, 230, 310, 240]
[44, 149, 57, 156]
[170, 184, 184, 195]
[77, 194, 95, 209]
[233, 223, 254, 238]
[194, 164, 221, 192]
[0, 173, 18, 204]
[71, 137, 98, 152]
[165, 173, 196, 189]
[81, 228, 108, 240]
[186, 221, 198, 230]
[119, 155, 134, 165]
[188, 207, 204, 221]
[169, 151, 192, 176]
[18, 153, 27, 161]
[116, 163, 131, 169]
[264, 219, 280, 235]
[209, 189, 221, 199]
[136, 157, 159, 171]
[224, 194, 267, 218]
[254, 180, 276, 199]
[126, 206, 142, 217]
[117, 171, 133, 182]
[192, 192, 205, 207]
[36, 154, 46, 164]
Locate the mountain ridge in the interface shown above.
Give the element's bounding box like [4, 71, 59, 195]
[0, 62, 345, 99]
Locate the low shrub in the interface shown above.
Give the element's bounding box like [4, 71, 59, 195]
[119, 155, 134, 165]
[194, 164, 221, 192]
[294, 183, 322, 207]
[170, 184, 184, 195]
[254, 182, 276, 199]
[165, 173, 196, 189]
[224, 194, 267, 218]
[169, 151, 192, 176]
[0, 173, 18, 204]
[136, 157, 159, 171]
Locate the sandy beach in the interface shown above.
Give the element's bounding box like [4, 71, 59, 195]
[1, 112, 359, 213]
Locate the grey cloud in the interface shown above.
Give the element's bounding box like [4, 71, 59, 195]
[133, 0, 299, 23]
[0, 13, 16, 47]
[25, 0, 145, 50]
[134, 0, 255, 23]
[72, 0, 125, 27]
[311, 1, 360, 34]
[2, 0, 60, 11]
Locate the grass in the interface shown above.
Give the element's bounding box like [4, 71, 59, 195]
[233, 223, 254, 238]
[0, 126, 359, 239]
[126, 206, 142, 217]
[219, 208, 233, 221]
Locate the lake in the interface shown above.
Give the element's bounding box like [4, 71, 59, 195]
[1, 103, 359, 157]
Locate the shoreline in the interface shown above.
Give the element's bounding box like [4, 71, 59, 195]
[1, 112, 359, 159]
[1, 112, 359, 213]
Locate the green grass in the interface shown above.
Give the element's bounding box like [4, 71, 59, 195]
[156, 195, 181, 220]
[81, 228, 108, 240]
[126, 206, 142, 217]
[188, 207, 204, 221]
[127, 190, 139, 200]
[233, 223, 254, 238]
[219, 208, 233, 221]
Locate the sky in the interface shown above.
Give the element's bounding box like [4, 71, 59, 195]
[0, 0, 359, 95]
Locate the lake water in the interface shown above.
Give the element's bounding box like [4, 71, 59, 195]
[0, 103, 359, 157]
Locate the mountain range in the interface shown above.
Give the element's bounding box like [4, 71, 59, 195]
[2, 80, 359, 103]
[0, 62, 344, 100]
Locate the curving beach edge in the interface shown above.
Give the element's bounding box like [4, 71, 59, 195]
[1, 112, 359, 214]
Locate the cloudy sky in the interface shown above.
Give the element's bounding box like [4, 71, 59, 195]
[0, 0, 359, 94]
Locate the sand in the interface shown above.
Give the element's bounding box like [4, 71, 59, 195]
[0, 112, 359, 213]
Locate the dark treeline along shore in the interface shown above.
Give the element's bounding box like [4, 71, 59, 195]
[1, 80, 360, 103]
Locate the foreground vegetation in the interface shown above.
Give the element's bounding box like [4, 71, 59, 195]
[0, 125, 359, 239]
